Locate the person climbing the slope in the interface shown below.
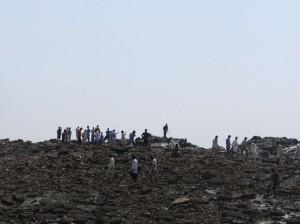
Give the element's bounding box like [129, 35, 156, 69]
[150, 155, 158, 183]
[106, 155, 115, 180]
[130, 155, 139, 182]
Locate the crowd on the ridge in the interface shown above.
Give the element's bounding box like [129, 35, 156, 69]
[56, 124, 169, 183]
[56, 124, 280, 195]
[56, 124, 169, 146]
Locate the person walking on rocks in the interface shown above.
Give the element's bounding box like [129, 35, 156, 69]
[226, 135, 231, 155]
[127, 131, 136, 146]
[103, 128, 110, 143]
[150, 155, 158, 183]
[163, 124, 168, 138]
[62, 129, 67, 143]
[142, 129, 151, 145]
[270, 168, 280, 197]
[171, 144, 180, 158]
[130, 155, 139, 182]
[106, 155, 115, 179]
[57, 127, 62, 140]
[212, 136, 219, 150]
[67, 127, 72, 143]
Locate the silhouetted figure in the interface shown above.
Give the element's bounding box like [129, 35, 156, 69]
[128, 131, 136, 146]
[103, 128, 110, 143]
[77, 128, 82, 144]
[232, 137, 239, 158]
[163, 124, 168, 138]
[57, 127, 62, 140]
[226, 135, 231, 154]
[62, 129, 67, 143]
[91, 127, 95, 143]
[142, 129, 151, 145]
[87, 126, 91, 142]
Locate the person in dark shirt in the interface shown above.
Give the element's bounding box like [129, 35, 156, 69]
[163, 124, 168, 138]
[142, 129, 151, 145]
[57, 127, 62, 140]
[271, 168, 280, 197]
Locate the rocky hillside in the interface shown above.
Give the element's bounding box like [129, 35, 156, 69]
[0, 139, 300, 224]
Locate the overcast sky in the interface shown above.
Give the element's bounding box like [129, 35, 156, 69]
[1, 1, 300, 147]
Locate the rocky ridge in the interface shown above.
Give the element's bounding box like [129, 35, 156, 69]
[0, 138, 299, 223]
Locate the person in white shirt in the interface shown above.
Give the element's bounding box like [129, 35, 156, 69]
[130, 155, 139, 181]
[150, 155, 158, 183]
[106, 155, 115, 179]
[232, 137, 239, 158]
[249, 143, 258, 161]
[212, 136, 219, 150]
[121, 131, 126, 145]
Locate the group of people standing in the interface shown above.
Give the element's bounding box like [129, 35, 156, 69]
[105, 154, 158, 183]
[212, 135, 258, 159]
[57, 124, 169, 146]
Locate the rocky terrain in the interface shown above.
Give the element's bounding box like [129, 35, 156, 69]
[0, 138, 300, 224]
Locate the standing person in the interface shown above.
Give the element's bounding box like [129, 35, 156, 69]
[232, 137, 239, 158]
[111, 130, 118, 144]
[127, 131, 136, 146]
[103, 128, 110, 143]
[99, 132, 104, 144]
[163, 124, 168, 138]
[67, 127, 72, 143]
[106, 155, 115, 179]
[76, 127, 80, 142]
[212, 136, 219, 150]
[249, 143, 258, 161]
[57, 127, 62, 140]
[87, 126, 91, 142]
[121, 131, 126, 145]
[91, 127, 95, 143]
[171, 144, 179, 158]
[77, 128, 82, 144]
[270, 168, 280, 197]
[130, 155, 139, 182]
[150, 155, 158, 183]
[94, 130, 100, 144]
[240, 137, 248, 159]
[62, 129, 66, 143]
[226, 135, 231, 154]
[142, 129, 151, 145]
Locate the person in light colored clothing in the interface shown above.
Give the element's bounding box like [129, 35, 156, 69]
[212, 136, 219, 150]
[106, 155, 115, 179]
[232, 137, 239, 158]
[121, 131, 126, 145]
[130, 155, 139, 182]
[249, 143, 258, 161]
[150, 155, 158, 183]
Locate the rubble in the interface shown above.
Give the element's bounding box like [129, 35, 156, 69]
[0, 138, 299, 223]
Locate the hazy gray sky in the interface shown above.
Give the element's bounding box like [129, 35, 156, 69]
[1, 1, 300, 147]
